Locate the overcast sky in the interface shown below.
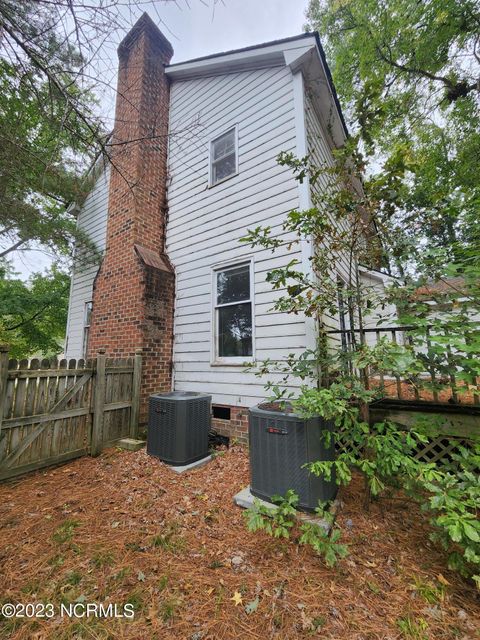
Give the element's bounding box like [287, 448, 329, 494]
[13, 0, 310, 279]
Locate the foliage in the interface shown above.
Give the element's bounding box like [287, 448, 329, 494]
[0, 264, 70, 358]
[244, 490, 348, 567]
[421, 445, 480, 588]
[242, 138, 480, 586]
[0, 2, 105, 261]
[396, 615, 429, 640]
[305, 0, 480, 261]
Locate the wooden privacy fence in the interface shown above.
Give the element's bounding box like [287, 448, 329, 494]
[0, 347, 142, 481]
[328, 325, 480, 405]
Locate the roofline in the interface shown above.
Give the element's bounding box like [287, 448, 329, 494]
[359, 264, 397, 281]
[310, 31, 348, 138]
[167, 32, 314, 68]
[167, 31, 348, 138]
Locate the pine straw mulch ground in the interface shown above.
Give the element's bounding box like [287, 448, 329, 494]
[0, 445, 479, 640]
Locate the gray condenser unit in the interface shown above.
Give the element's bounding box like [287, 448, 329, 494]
[147, 392, 211, 466]
[249, 403, 337, 511]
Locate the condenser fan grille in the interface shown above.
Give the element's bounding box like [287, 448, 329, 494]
[147, 392, 211, 465]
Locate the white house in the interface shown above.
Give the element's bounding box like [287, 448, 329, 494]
[65, 14, 365, 439]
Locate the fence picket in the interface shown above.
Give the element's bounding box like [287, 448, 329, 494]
[0, 348, 142, 481]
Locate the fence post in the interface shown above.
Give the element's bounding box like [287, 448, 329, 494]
[129, 349, 142, 439]
[0, 345, 9, 445]
[91, 349, 106, 456]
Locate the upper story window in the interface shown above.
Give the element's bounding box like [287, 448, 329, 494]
[214, 262, 253, 362]
[210, 127, 238, 186]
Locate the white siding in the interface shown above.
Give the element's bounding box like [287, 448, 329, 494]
[167, 65, 307, 407]
[359, 270, 400, 347]
[304, 91, 354, 350]
[65, 167, 110, 359]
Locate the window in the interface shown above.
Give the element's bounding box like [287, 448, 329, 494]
[82, 301, 93, 357]
[210, 127, 237, 186]
[214, 263, 253, 361]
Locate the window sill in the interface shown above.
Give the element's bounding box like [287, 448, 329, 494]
[207, 171, 239, 189]
[210, 359, 254, 367]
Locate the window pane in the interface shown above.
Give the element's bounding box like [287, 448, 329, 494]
[212, 153, 236, 183]
[218, 302, 252, 357]
[82, 327, 89, 358]
[212, 130, 235, 160]
[84, 301, 93, 326]
[217, 265, 250, 304]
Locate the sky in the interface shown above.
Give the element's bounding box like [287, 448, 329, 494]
[12, 0, 310, 279]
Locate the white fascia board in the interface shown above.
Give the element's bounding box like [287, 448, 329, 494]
[165, 36, 318, 80]
[289, 45, 346, 149]
[358, 266, 398, 284]
[283, 43, 316, 71]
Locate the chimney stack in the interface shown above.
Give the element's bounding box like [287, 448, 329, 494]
[88, 14, 175, 423]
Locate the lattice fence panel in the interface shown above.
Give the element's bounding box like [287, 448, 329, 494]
[335, 429, 474, 467]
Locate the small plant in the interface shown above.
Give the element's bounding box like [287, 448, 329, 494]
[160, 595, 182, 622]
[299, 525, 348, 568]
[208, 560, 224, 569]
[151, 522, 186, 553]
[397, 615, 428, 640]
[48, 554, 65, 568]
[158, 574, 169, 591]
[410, 576, 445, 604]
[126, 589, 145, 613]
[52, 519, 80, 545]
[244, 491, 348, 566]
[420, 444, 480, 588]
[65, 571, 82, 587]
[245, 489, 298, 539]
[91, 549, 115, 568]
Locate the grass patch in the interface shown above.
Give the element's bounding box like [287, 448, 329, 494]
[126, 589, 145, 614]
[411, 577, 445, 604]
[158, 574, 169, 591]
[397, 615, 429, 640]
[52, 519, 80, 545]
[160, 595, 182, 622]
[151, 523, 186, 553]
[65, 570, 82, 586]
[91, 549, 115, 568]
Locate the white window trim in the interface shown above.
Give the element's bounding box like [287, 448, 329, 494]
[82, 301, 93, 358]
[208, 125, 239, 188]
[210, 258, 255, 366]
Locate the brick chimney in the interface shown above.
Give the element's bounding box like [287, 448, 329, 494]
[87, 13, 175, 423]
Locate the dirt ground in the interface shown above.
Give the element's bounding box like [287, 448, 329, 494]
[0, 445, 478, 640]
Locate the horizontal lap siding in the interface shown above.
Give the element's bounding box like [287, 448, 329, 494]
[305, 93, 352, 342]
[167, 65, 306, 407]
[65, 168, 109, 358]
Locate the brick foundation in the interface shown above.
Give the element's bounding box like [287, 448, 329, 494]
[211, 405, 250, 445]
[87, 14, 175, 424]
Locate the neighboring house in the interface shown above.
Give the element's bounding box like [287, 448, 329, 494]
[65, 14, 359, 439]
[358, 266, 400, 346]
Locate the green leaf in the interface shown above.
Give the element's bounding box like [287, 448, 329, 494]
[245, 597, 259, 614]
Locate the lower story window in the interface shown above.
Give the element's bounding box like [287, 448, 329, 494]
[214, 263, 253, 360]
[82, 301, 93, 357]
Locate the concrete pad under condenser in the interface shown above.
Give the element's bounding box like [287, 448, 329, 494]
[234, 486, 336, 533]
[168, 455, 212, 474]
[117, 438, 146, 452]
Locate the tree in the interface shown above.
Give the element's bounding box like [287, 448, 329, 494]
[0, 1, 107, 261]
[243, 149, 480, 586]
[305, 0, 480, 265]
[0, 0, 184, 261]
[0, 265, 70, 358]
